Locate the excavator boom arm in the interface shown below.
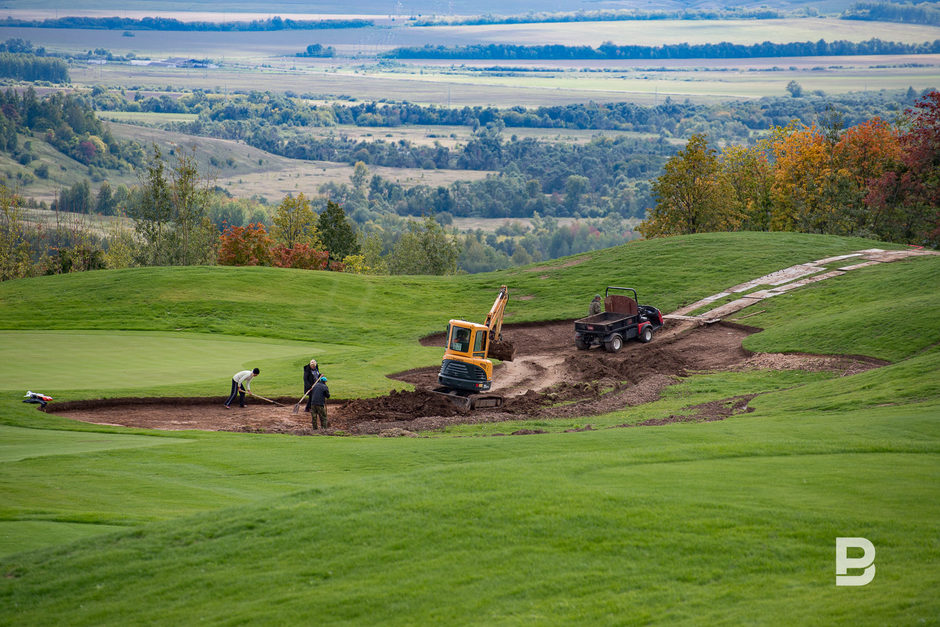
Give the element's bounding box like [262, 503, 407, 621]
[483, 285, 509, 340]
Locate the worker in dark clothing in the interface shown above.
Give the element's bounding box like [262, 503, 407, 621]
[309, 375, 330, 430]
[589, 294, 603, 315]
[302, 359, 320, 411]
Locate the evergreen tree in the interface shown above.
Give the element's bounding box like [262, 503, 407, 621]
[317, 200, 360, 262]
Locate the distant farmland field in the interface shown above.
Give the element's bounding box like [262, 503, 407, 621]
[98, 111, 198, 124]
[4, 18, 939, 59]
[106, 121, 496, 200]
[291, 123, 671, 148]
[5, 12, 934, 107]
[71, 57, 940, 106]
[430, 18, 940, 47]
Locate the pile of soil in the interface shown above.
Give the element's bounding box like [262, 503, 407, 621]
[53, 320, 885, 436]
[339, 389, 465, 422]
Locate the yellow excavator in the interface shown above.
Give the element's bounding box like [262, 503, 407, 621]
[434, 285, 515, 409]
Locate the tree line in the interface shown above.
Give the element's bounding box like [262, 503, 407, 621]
[383, 38, 940, 60]
[6, 146, 642, 281]
[95, 81, 917, 140]
[843, 2, 940, 27]
[413, 8, 782, 26]
[0, 52, 68, 83]
[641, 91, 939, 247]
[0, 16, 372, 31]
[4, 86, 929, 282]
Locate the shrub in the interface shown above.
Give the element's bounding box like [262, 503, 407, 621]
[270, 243, 329, 270]
[217, 223, 272, 266]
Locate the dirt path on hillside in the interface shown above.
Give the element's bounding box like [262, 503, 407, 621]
[54, 320, 885, 436]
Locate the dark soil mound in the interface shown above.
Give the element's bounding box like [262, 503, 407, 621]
[338, 389, 466, 423]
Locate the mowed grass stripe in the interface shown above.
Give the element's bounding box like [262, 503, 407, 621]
[0, 425, 184, 462]
[0, 521, 128, 557]
[1, 443, 937, 624]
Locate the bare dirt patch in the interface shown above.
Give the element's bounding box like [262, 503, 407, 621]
[53, 319, 885, 436]
[623, 394, 758, 427]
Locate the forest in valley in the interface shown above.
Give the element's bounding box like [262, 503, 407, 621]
[0, 8, 936, 282]
[383, 38, 940, 60]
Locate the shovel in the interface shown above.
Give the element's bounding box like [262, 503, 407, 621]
[251, 393, 285, 407]
[292, 387, 314, 414]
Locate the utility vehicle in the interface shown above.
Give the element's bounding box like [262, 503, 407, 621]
[574, 287, 663, 352]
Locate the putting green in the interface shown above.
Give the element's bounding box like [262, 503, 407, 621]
[0, 330, 317, 393]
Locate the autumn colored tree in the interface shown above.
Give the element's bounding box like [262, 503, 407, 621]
[768, 123, 848, 233]
[642, 134, 738, 237]
[642, 96, 936, 246]
[270, 243, 329, 270]
[832, 117, 902, 237]
[866, 91, 940, 246]
[217, 223, 272, 266]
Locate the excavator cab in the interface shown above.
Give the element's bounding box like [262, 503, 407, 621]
[438, 320, 493, 392]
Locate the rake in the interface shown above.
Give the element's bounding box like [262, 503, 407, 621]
[292, 388, 314, 414]
[251, 393, 286, 407]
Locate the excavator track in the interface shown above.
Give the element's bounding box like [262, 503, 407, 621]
[431, 387, 503, 411]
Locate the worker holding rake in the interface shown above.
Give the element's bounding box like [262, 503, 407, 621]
[224, 367, 259, 408]
[309, 375, 330, 430]
[302, 359, 320, 411]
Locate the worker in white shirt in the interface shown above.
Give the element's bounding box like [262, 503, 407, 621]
[225, 367, 259, 408]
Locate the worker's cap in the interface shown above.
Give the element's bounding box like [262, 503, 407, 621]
[309, 359, 317, 367]
[320, 376, 328, 382]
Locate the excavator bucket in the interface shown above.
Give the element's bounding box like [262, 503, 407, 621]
[431, 387, 503, 411]
[489, 339, 516, 362]
[431, 387, 473, 411]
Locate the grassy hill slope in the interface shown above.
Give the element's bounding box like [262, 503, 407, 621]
[0, 231, 937, 624]
[0, 232, 929, 398]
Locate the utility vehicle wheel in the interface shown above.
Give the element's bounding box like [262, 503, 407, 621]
[575, 337, 590, 350]
[639, 325, 653, 343]
[604, 334, 623, 353]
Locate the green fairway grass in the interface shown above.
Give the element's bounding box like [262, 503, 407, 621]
[0, 232, 937, 624]
[0, 330, 320, 395]
[0, 424, 186, 463]
[0, 399, 936, 624]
